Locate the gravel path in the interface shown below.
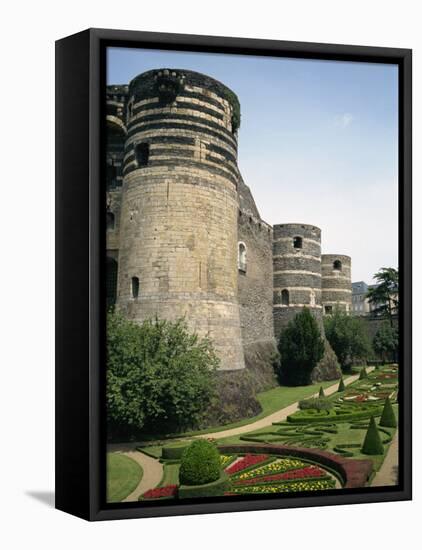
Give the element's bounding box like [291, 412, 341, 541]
[113, 450, 163, 502]
[371, 431, 399, 487]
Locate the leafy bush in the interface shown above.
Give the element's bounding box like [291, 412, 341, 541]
[324, 309, 372, 372]
[106, 312, 219, 435]
[179, 440, 221, 486]
[277, 308, 325, 386]
[298, 397, 333, 411]
[361, 416, 384, 455]
[379, 396, 397, 428]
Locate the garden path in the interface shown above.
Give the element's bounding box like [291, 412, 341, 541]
[371, 431, 399, 487]
[194, 368, 374, 441]
[120, 450, 163, 502]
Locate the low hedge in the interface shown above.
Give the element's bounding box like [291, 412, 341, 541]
[161, 442, 190, 460]
[298, 397, 333, 411]
[178, 472, 230, 499]
[287, 407, 383, 424]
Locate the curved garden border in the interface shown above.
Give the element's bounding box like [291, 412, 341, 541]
[218, 443, 373, 489]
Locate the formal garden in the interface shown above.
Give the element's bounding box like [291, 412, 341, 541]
[106, 267, 399, 502]
[107, 363, 398, 501]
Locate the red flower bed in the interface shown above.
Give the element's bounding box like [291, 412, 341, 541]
[142, 485, 178, 499]
[233, 466, 326, 486]
[225, 454, 269, 475]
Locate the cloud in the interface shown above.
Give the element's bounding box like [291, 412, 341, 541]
[335, 112, 354, 128]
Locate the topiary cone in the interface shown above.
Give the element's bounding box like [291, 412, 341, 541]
[319, 386, 325, 398]
[359, 367, 368, 380]
[361, 416, 384, 455]
[338, 377, 345, 392]
[379, 396, 397, 428]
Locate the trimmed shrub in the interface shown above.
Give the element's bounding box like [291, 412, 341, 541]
[318, 386, 325, 398]
[379, 396, 397, 428]
[161, 442, 190, 460]
[298, 397, 333, 411]
[179, 440, 221, 486]
[359, 367, 368, 380]
[338, 377, 345, 392]
[178, 472, 230, 499]
[361, 416, 384, 455]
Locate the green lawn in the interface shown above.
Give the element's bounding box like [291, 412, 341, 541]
[107, 453, 143, 502]
[178, 378, 344, 438]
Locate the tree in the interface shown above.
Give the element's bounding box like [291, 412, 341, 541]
[324, 309, 371, 373]
[367, 268, 399, 327]
[361, 416, 384, 455]
[277, 308, 325, 386]
[106, 312, 219, 435]
[373, 323, 399, 363]
[379, 396, 397, 428]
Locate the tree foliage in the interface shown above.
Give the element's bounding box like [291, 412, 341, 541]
[277, 308, 325, 386]
[367, 267, 399, 326]
[106, 312, 219, 435]
[373, 323, 398, 362]
[324, 309, 371, 372]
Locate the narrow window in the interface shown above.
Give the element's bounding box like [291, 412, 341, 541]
[131, 277, 139, 299]
[293, 236, 303, 249]
[310, 289, 316, 307]
[106, 258, 118, 307]
[281, 289, 289, 306]
[333, 260, 342, 271]
[106, 212, 115, 230]
[325, 305, 333, 314]
[238, 242, 247, 273]
[135, 143, 150, 167]
[106, 160, 117, 188]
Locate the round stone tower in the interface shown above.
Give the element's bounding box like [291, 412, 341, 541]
[116, 69, 245, 371]
[273, 223, 322, 337]
[321, 254, 352, 314]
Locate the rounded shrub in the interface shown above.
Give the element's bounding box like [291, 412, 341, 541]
[179, 440, 221, 486]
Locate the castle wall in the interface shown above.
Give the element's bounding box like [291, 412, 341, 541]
[321, 254, 352, 313]
[237, 210, 274, 346]
[272, 223, 323, 338]
[116, 69, 245, 371]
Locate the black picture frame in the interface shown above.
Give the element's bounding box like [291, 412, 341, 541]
[55, 28, 412, 521]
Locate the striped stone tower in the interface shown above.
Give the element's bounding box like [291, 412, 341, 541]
[116, 69, 245, 371]
[321, 254, 352, 314]
[273, 223, 322, 338]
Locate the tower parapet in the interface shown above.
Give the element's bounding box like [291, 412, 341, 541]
[273, 223, 322, 337]
[321, 254, 352, 314]
[116, 69, 245, 371]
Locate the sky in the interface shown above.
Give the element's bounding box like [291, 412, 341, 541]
[107, 47, 398, 284]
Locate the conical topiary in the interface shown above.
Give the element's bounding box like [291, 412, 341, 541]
[361, 416, 384, 455]
[359, 367, 368, 380]
[338, 377, 345, 392]
[379, 396, 397, 428]
[319, 386, 325, 398]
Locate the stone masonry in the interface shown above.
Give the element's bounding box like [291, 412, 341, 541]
[105, 69, 352, 375]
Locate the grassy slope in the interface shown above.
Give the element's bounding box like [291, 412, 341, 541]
[107, 453, 143, 502]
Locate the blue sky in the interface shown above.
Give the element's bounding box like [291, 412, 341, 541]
[107, 48, 398, 284]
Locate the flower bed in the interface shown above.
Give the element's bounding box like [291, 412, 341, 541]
[229, 478, 336, 495]
[231, 458, 307, 480]
[220, 454, 236, 469]
[140, 485, 178, 500]
[225, 454, 270, 475]
[232, 466, 327, 486]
